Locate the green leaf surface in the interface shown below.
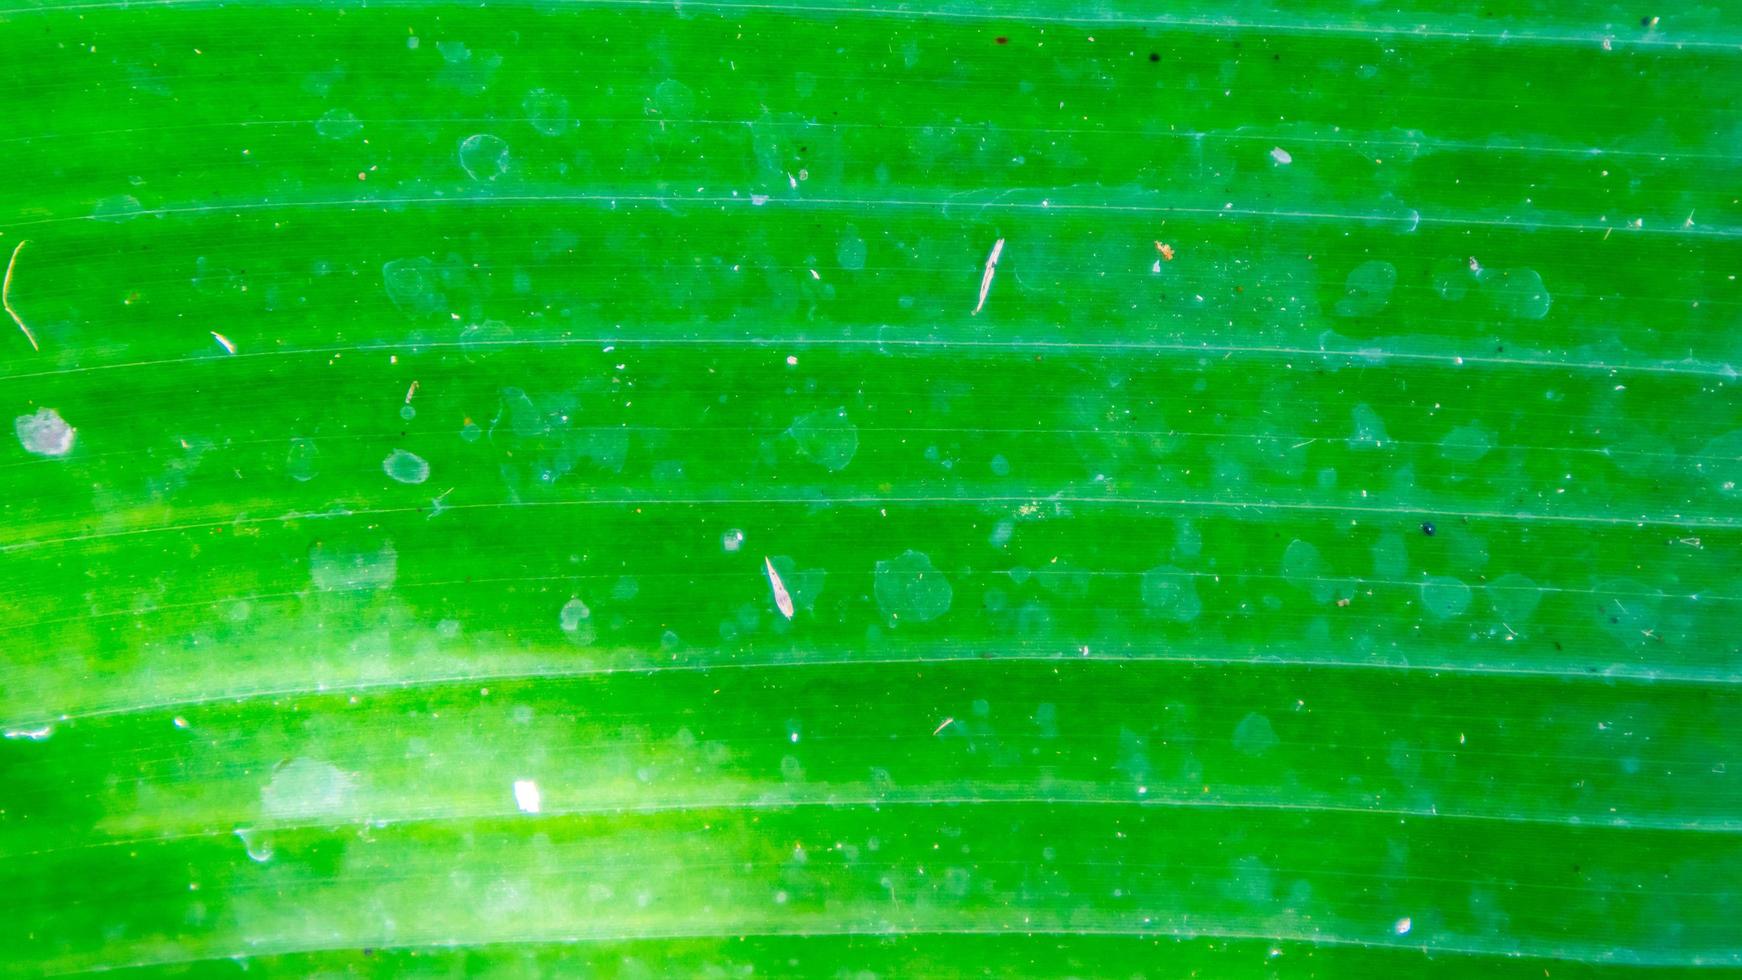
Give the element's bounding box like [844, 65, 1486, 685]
[2, 1, 1739, 975]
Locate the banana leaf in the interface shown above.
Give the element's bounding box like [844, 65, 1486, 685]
[1, 0, 1739, 975]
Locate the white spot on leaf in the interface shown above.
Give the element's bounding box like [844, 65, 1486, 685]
[15, 407, 74, 456]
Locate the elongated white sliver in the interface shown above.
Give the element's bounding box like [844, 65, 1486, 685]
[971, 237, 1005, 315]
[765, 557, 795, 620]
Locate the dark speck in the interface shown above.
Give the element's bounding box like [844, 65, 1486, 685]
[1420, 522, 1435, 536]
[1148, 52, 1160, 62]
[1553, 641, 1564, 651]
[1640, 16, 1651, 26]
[995, 35, 1008, 45]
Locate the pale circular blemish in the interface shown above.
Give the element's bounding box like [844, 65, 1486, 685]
[1439, 425, 1494, 463]
[1233, 712, 1279, 756]
[1421, 576, 1473, 619]
[309, 539, 397, 592]
[1347, 403, 1390, 449]
[1140, 565, 1202, 623]
[92, 194, 143, 223]
[382, 449, 430, 484]
[15, 407, 75, 457]
[261, 758, 355, 821]
[1333, 260, 1397, 317]
[286, 437, 318, 481]
[836, 226, 869, 271]
[1486, 572, 1542, 624]
[382, 256, 444, 314]
[651, 78, 697, 117]
[314, 108, 363, 140]
[874, 549, 953, 624]
[788, 407, 859, 472]
[458, 133, 511, 181]
[1478, 266, 1552, 320]
[522, 88, 573, 136]
[1282, 539, 1335, 603]
[1269, 146, 1293, 165]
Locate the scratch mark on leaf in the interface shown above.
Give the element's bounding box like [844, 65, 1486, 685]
[4, 239, 38, 351]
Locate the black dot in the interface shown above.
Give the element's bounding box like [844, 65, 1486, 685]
[1640, 16, 1651, 26]
[995, 35, 1008, 45]
[1148, 52, 1160, 61]
[1420, 522, 1436, 536]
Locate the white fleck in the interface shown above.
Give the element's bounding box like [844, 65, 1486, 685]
[173, 716, 190, 729]
[1270, 146, 1293, 165]
[1394, 916, 1412, 935]
[210, 331, 237, 354]
[786, 355, 798, 366]
[722, 528, 745, 552]
[750, 194, 770, 206]
[382, 448, 430, 484]
[4, 724, 53, 741]
[513, 778, 542, 814]
[765, 556, 795, 620]
[971, 238, 1006, 316]
[15, 407, 75, 456]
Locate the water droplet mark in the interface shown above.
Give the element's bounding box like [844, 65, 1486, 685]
[314, 108, 363, 140]
[1333, 260, 1397, 317]
[458, 133, 511, 181]
[788, 407, 859, 472]
[874, 550, 953, 624]
[383, 449, 429, 484]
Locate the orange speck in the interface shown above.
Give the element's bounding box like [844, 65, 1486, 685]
[1155, 241, 1175, 261]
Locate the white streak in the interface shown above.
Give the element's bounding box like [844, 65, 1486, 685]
[971, 237, 1005, 315]
[512, 778, 542, 813]
[4, 239, 37, 351]
[765, 556, 795, 620]
[4, 725, 53, 741]
[210, 331, 237, 354]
